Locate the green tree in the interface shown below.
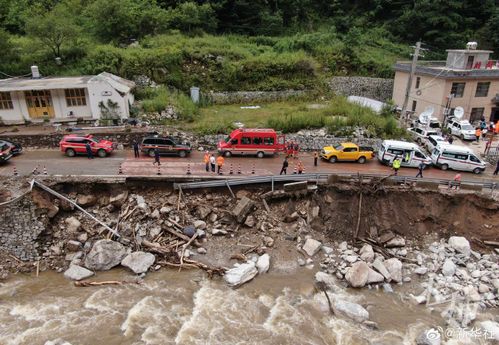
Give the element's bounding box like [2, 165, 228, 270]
[25, 2, 81, 58]
[166, 2, 218, 34]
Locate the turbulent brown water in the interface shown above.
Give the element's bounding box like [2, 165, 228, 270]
[0, 268, 468, 345]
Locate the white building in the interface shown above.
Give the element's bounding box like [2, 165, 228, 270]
[0, 71, 135, 125]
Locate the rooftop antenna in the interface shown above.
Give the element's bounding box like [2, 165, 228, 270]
[419, 106, 434, 130]
[454, 106, 464, 120]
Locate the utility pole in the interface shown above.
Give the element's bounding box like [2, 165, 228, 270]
[401, 41, 422, 124]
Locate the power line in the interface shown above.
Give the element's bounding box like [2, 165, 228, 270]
[0, 71, 32, 78]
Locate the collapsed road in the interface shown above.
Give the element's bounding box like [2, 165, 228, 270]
[0, 175, 498, 345]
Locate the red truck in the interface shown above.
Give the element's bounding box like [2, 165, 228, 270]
[217, 128, 286, 158]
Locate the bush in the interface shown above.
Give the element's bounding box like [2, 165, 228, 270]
[139, 86, 199, 122]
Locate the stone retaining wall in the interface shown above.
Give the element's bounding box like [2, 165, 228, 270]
[328, 77, 393, 101]
[206, 90, 308, 104]
[0, 195, 47, 261]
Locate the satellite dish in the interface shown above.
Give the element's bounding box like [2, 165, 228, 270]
[454, 107, 464, 119]
[419, 106, 434, 124]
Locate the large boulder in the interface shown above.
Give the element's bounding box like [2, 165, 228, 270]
[303, 238, 322, 257]
[372, 258, 391, 281]
[315, 271, 337, 290]
[345, 261, 369, 288]
[359, 244, 375, 263]
[256, 254, 270, 274]
[383, 258, 403, 283]
[448, 236, 471, 257]
[232, 196, 254, 223]
[334, 300, 369, 322]
[121, 251, 155, 274]
[77, 194, 97, 207]
[441, 259, 456, 277]
[63, 265, 94, 281]
[84, 240, 128, 271]
[224, 261, 258, 287]
[366, 268, 385, 284]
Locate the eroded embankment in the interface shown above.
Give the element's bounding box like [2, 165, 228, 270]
[0, 178, 497, 279]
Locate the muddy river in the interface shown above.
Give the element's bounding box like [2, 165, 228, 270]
[3, 267, 490, 345]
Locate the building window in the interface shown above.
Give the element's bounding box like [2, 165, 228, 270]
[470, 108, 484, 123]
[475, 82, 490, 97]
[415, 77, 420, 89]
[451, 82, 465, 98]
[411, 100, 417, 112]
[65, 88, 87, 107]
[0, 92, 13, 110]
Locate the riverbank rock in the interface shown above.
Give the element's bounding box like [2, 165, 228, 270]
[232, 196, 254, 223]
[224, 261, 258, 287]
[63, 265, 94, 281]
[416, 328, 441, 345]
[448, 236, 471, 257]
[359, 244, 374, 263]
[303, 238, 322, 256]
[315, 271, 337, 290]
[345, 261, 369, 288]
[334, 300, 369, 323]
[121, 251, 155, 274]
[372, 259, 391, 281]
[442, 259, 456, 277]
[65, 217, 81, 233]
[383, 258, 403, 283]
[367, 268, 385, 284]
[256, 254, 270, 274]
[84, 240, 128, 271]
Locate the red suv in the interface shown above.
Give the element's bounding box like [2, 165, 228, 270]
[59, 134, 115, 158]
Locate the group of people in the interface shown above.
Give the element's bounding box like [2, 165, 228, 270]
[279, 151, 319, 175]
[203, 152, 225, 174]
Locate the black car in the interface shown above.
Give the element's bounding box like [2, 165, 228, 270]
[0, 141, 13, 163]
[1, 139, 23, 155]
[140, 136, 191, 158]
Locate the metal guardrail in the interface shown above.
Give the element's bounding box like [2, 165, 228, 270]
[173, 173, 498, 191]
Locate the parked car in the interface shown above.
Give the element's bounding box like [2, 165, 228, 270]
[411, 117, 442, 131]
[1, 139, 23, 155]
[446, 119, 476, 141]
[217, 128, 286, 158]
[0, 141, 13, 163]
[378, 140, 431, 168]
[141, 136, 191, 157]
[425, 134, 447, 153]
[59, 134, 115, 157]
[407, 127, 439, 145]
[431, 144, 485, 174]
[321, 143, 374, 163]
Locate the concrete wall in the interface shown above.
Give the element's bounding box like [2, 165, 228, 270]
[87, 81, 131, 119]
[207, 90, 308, 105]
[51, 88, 92, 119]
[328, 77, 394, 101]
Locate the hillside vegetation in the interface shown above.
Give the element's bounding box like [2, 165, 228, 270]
[1, 0, 498, 92]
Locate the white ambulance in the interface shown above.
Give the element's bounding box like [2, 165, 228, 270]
[378, 140, 432, 168]
[430, 144, 486, 174]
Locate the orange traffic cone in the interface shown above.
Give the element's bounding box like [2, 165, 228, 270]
[43, 166, 48, 175]
[13, 165, 18, 176]
[251, 163, 255, 174]
[300, 161, 305, 174]
[293, 162, 297, 174]
[156, 164, 161, 175]
[186, 163, 192, 175]
[32, 165, 39, 175]
[118, 164, 123, 175]
[237, 164, 242, 175]
[229, 163, 233, 175]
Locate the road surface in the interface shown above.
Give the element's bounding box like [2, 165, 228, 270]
[0, 149, 497, 183]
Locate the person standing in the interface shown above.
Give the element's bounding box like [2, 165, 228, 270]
[203, 152, 210, 172]
[392, 156, 401, 176]
[85, 141, 93, 159]
[280, 157, 288, 175]
[313, 152, 318, 167]
[209, 154, 216, 173]
[494, 160, 499, 176]
[297, 160, 304, 174]
[448, 135, 454, 145]
[416, 162, 425, 178]
[451, 173, 461, 189]
[475, 127, 481, 142]
[216, 154, 225, 175]
[153, 146, 160, 166]
[132, 140, 140, 158]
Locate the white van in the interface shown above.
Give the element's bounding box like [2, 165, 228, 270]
[431, 144, 486, 174]
[378, 140, 432, 168]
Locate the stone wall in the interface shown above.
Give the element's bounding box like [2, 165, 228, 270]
[0, 195, 47, 261]
[206, 90, 308, 105]
[328, 77, 394, 101]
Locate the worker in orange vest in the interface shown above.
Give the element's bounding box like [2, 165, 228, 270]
[451, 173, 461, 190]
[216, 155, 225, 175]
[496, 121, 499, 134]
[475, 127, 481, 142]
[297, 160, 304, 174]
[203, 152, 210, 172]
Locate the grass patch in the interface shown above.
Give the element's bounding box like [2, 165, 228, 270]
[137, 86, 199, 122]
